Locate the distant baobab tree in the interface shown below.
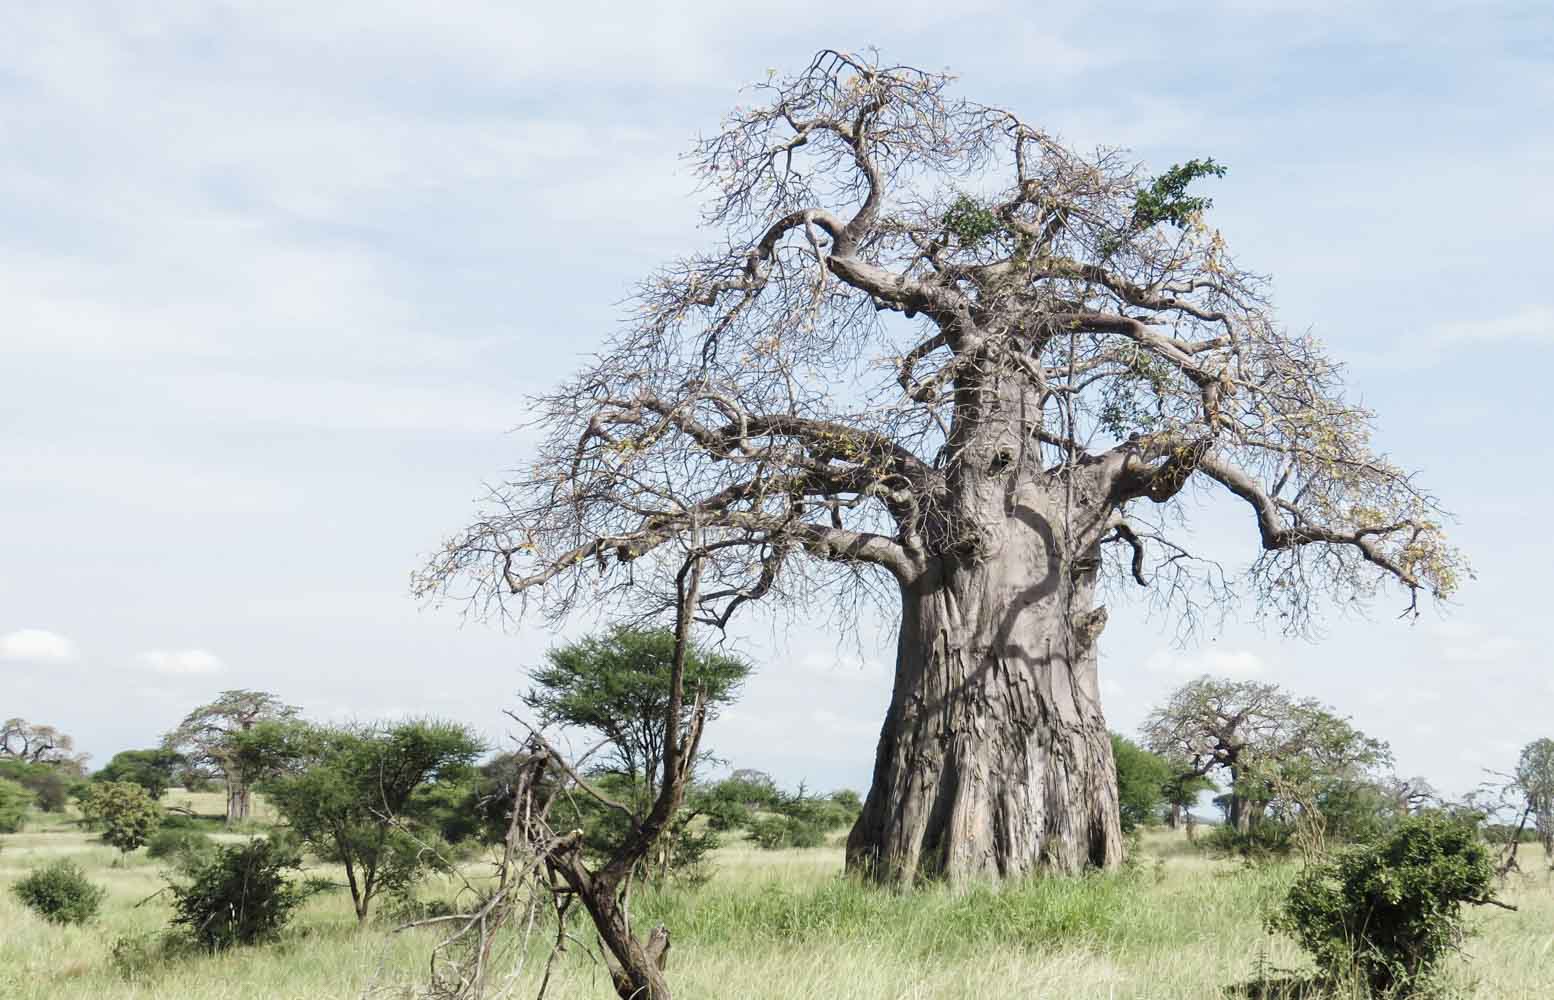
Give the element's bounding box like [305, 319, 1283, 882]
[419, 49, 1463, 885]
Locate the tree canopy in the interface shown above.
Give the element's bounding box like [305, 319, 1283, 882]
[94, 749, 187, 800]
[1141, 676, 1390, 832]
[418, 48, 1462, 635]
[262, 719, 485, 922]
[524, 626, 752, 803]
[1, 718, 85, 770]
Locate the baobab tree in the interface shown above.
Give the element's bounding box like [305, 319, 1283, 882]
[1141, 676, 1389, 833]
[418, 50, 1462, 884]
[163, 690, 298, 825]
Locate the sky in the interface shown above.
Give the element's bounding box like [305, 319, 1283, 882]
[2, 2, 1551, 801]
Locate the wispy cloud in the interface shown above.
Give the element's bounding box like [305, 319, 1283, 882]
[0, 628, 79, 662]
[1434, 305, 1554, 346]
[135, 649, 226, 675]
[1145, 648, 1269, 677]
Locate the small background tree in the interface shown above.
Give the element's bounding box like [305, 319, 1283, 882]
[95, 748, 186, 799]
[163, 690, 299, 826]
[524, 626, 751, 807]
[262, 718, 484, 922]
[1514, 738, 1554, 862]
[1111, 733, 1173, 833]
[80, 781, 162, 855]
[1143, 676, 1389, 845]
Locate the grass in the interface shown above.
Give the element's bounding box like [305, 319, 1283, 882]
[3, 812, 1552, 1000]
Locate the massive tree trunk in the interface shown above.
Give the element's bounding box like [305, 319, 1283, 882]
[846, 475, 1123, 884]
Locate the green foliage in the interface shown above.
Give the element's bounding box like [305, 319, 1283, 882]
[95, 748, 187, 799]
[168, 838, 315, 949]
[11, 859, 107, 925]
[1268, 815, 1496, 997]
[746, 815, 792, 850]
[80, 781, 162, 853]
[942, 194, 1002, 246]
[0, 758, 81, 811]
[1131, 158, 1226, 230]
[145, 827, 218, 873]
[525, 626, 752, 799]
[261, 718, 484, 921]
[109, 930, 199, 980]
[1202, 820, 1295, 861]
[0, 777, 31, 832]
[742, 785, 858, 850]
[1110, 733, 1173, 832]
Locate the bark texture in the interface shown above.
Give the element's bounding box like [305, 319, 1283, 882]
[846, 380, 1124, 883]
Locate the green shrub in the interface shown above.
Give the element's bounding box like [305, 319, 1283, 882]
[0, 777, 30, 833]
[109, 930, 197, 980]
[1203, 820, 1293, 861]
[11, 859, 107, 924]
[747, 815, 790, 849]
[1268, 814, 1496, 997]
[145, 828, 217, 872]
[168, 839, 316, 948]
[746, 814, 827, 850]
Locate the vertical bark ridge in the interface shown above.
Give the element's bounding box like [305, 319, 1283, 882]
[846, 484, 1123, 884]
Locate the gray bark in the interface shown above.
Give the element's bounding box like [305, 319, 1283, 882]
[845, 377, 1124, 882]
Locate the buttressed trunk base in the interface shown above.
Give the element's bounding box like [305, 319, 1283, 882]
[846, 490, 1123, 884]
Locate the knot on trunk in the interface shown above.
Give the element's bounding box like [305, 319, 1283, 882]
[1070, 606, 1108, 652]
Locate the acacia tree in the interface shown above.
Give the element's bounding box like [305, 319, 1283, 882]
[418, 51, 1461, 884]
[163, 690, 299, 825]
[525, 626, 752, 806]
[1142, 676, 1390, 834]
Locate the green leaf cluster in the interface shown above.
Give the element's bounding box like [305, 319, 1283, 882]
[1131, 157, 1227, 230]
[942, 194, 1003, 247]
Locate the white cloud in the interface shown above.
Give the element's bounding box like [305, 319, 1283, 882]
[1427, 622, 1525, 666]
[1145, 648, 1268, 678]
[0, 628, 79, 662]
[135, 648, 226, 675]
[1435, 305, 1554, 346]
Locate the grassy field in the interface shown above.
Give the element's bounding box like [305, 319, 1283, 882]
[2, 801, 1551, 999]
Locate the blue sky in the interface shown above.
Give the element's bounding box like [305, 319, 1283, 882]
[2, 2, 1550, 798]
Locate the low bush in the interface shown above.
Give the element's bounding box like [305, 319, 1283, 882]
[145, 827, 218, 872]
[1268, 814, 1497, 997]
[747, 814, 828, 850]
[168, 838, 319, 949]
[11, 859, 108, 925]
[1202, 821, 1294, 861]
[109, 930, 198, 980]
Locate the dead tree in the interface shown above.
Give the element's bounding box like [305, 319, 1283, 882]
[418, 49, 1464, 885]
[412, 551, 709, 1000]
